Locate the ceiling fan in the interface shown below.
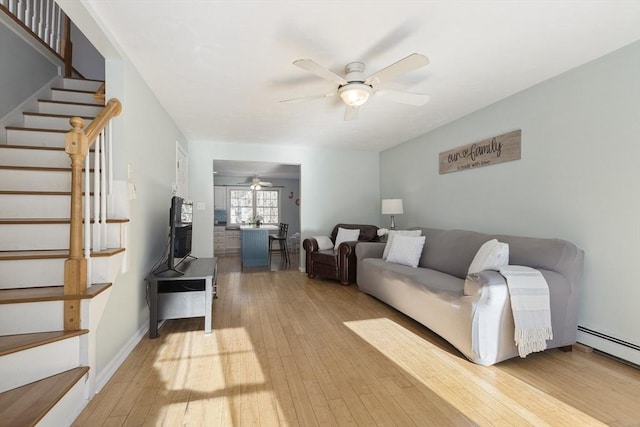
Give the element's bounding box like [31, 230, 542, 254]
[281, 53, 430, 120]
[238, 177, 273, 190]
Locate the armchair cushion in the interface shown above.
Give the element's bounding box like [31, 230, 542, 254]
[334, 227, 360, 250]
[313, 236, 334, 250]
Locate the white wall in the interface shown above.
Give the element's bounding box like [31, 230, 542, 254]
[59, 1, 189, 374]
[380, 42, 640, 362]
[189, 141, 380, 264]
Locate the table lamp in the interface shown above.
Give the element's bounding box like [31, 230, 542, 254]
[381, 199, 403, 230]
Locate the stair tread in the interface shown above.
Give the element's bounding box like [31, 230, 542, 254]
[23, 112, 95, 119]
[0, 218, 130, 224]
[0, 247, 126, 261]
[0, 144, 66, 152]
[0, 165, 95, 172]
[51, 88, 95, 94]
[0, 283, 112, 304]
[0, 330, 89, 357]
[38, 99, 103, 107]
[5, 126, 67, 133]
[0, 366, 89, 427]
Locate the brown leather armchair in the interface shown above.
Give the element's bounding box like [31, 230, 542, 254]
[303, 223, 379, 285]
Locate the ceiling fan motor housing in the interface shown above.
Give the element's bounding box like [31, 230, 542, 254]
[339, 62, 373, 106]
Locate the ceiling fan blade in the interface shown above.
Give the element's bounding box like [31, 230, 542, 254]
[280, 91, 336, 103]
[293, 59, 347, 86]
[344, 105, 359, 121]
[374, 89, 430, 106]
[258, 181, 273, 186]
[364, 53, 429, 86]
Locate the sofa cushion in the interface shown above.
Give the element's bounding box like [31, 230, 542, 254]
[365, 258, 464, 295]
[468, 239, 509, 274]
[420, 229, 490, 279]
[386, 235, 426, 268]
[334, 227, 360, 250]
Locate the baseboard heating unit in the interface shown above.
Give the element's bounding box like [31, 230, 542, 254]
[577, 325, 640, 367]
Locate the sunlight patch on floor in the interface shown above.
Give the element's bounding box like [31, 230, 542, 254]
[344, 318, 606, 426]
[153, 327, 285, 425]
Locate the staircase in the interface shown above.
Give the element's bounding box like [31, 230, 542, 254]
[0, 77, 126, 426]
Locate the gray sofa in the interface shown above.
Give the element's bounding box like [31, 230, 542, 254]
[355, 228, 584, 365]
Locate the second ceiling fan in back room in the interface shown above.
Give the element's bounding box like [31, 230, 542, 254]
[238, 176, 273, 190]
[281, 53, 430, 121]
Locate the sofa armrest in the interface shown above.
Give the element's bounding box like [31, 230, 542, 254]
[463, 270, 507, 296]
[355, 241, 386, 260]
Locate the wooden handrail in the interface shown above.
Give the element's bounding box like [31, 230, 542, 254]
[94, 83, 106, 104]
[63, 98, 122, 330]
[85, 98, 122, 147]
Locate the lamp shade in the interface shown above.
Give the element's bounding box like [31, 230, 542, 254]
[381, 199, 403, 215]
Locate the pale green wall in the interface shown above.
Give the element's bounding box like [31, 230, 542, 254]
[0, 22, 58, 118]
[188, 141, 380, 263]
[380, 41, 640, 359]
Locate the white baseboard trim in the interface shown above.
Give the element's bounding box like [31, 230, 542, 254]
[577, 329, 640, 366]
[94, 321, 158, 393]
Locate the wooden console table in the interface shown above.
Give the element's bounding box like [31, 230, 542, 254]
[146, 257, 217, 339]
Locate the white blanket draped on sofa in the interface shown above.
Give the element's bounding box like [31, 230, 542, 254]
[499, 265, 553, 357]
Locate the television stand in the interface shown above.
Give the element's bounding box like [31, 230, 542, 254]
[146, 257, 217, 338]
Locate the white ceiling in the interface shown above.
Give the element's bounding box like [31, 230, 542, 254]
[85, 1, 640, 153]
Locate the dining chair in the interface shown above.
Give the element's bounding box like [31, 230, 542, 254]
[269, 223, 289, 265]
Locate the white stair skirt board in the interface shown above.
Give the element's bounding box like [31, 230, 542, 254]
[0, 194, 94, 219]
[23, 113, 94, 131]
[0, 335, 82, 393]
[0, 301, 63, 335]
[51, 89, 97, 104]
[0, 147, 89, 169]
[0, 222, 124, 251]
[62, 79, 102, 92]
[37, 371, 89, 427]
[6, 128, 68, 146]
[38, 100, 102, 117]
[0, 254, 121, 289]
[0, 169, 94, 192]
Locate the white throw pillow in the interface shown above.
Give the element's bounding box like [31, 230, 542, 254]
[383, 229, 422, 260]
[333, 227, 360, 250]
[468, 239, 509, 274]
[313, 236, 334, 251]
[386, 235, 426, 268]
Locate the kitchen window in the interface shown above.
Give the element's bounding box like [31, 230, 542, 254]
[229, 188, 279, 225]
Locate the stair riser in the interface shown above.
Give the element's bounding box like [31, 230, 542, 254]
[0, 301, 63, 335]
[0, 253, 123, 289]
[51, 90, 98, 104]
[0, 223, 124, 251]
[0, 169, 94, 192]
[23, 114, 94, 131]
[0, 147, 89, 168]
[0, 336, 81, 393]
[62, 78, 102, 92]
[6, 129, 67, 146]
[38, 371, 89, 427]
[38, 101, 103, 117]
[0, 194, 95, 219]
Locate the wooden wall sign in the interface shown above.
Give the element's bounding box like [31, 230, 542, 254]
[439, 130, 521, 174]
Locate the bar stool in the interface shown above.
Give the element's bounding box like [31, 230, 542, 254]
[269, 223, 289, 264]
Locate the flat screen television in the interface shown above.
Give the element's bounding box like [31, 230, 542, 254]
[164, 196, 193, 274]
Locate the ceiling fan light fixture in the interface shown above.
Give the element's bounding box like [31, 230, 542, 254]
[338, 83, 372, 107]
[250, 183, 261, 190]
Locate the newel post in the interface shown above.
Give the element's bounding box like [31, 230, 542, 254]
[64, 117, 89, 330]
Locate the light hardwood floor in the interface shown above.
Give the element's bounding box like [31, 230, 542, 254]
[74, 254, 640, 426]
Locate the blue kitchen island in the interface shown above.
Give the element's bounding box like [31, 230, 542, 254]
[240, 225, 279, 270]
